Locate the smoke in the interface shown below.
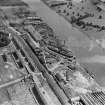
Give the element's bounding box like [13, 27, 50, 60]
[100, 77, 105, 87]
[80, 55, 105, 64]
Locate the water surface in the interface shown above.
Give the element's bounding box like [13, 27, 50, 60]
[23, 0, 105, 87]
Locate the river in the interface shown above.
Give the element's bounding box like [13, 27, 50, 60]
[23, 0, 105, 87]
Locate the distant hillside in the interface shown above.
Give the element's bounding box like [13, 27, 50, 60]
[0, 0, 28, 6]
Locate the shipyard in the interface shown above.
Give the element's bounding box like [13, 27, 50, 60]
[0, 0, 105, 105]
